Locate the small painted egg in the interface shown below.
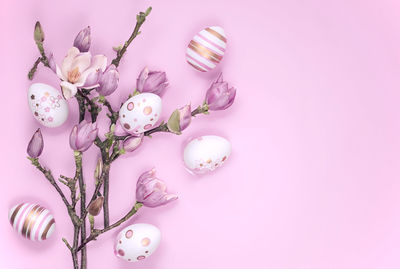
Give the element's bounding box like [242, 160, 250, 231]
[28, 83, 68, 128]
[186, 26, 227, 72]
[8, 202, 55, 241]
[183, 135, 231, 174]
[119, 93, 162, 134]
[114, 223, 161, 262]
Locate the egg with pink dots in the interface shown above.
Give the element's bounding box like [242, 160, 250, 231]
[114, 223, 161, 262]
[119, 93, 162, 134]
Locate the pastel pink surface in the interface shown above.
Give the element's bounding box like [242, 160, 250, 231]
[1, 0, 400, 268]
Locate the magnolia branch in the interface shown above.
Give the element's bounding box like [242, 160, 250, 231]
[77, 202, 143, 251]
[111, 7, 152, 67]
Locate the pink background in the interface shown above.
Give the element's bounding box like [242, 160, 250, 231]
[1, 0, 400, 268]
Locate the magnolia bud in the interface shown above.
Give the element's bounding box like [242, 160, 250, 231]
[34, 21, 44, 43]
[94, 157, 103, 182]
[88, 196, 104, 216]
[123, 135, 143, 152]
[27, 128, 44, 158]
[167, 104, 191, 134]
[73, 26, 91, 52]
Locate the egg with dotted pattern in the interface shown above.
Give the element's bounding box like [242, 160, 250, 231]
[186, 26, 227, 72]
[8, 202, 56, 241]
[183, 135, 231, 174]
[114, 223, 161, 262]
[28, 83, 69, 128]
[119, 93, 162, 134]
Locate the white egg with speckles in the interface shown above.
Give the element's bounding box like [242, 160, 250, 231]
[119, 93, 162, 134]
[184, 135, 231, 174]
[28, 83, 68, 127]
[114, 223, 161, 262]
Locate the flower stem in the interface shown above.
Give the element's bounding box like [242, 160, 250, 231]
[75, 151, 87, 269]
[111, 7, 152, 67]
[77, 202, 143, 251]
[76, 93, 86, 123]
[28, 157, 81, 269]
[28, 57, 42, 80]
[35, 41, 49, 67]
[143, 104, 209, 137]
[103, 164, 111, 227]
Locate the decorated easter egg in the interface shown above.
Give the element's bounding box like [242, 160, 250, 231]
[186, 26, 227, 72]
[114, 223, 161, 262]
[183, 135, 231, 174]
[8, 202, 55, 241]
[28, 83, 68, 127]
[119, 93, 162, 134]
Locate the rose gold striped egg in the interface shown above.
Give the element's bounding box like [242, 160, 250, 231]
[186, 26, 227, 72]
[8, 202, 55, 241]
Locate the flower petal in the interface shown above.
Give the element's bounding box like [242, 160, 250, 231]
[60, 81, 78, 99]
[61, 47, 80, 79]
[70, 52, 92, 75]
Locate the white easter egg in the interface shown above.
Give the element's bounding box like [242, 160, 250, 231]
[119, 93, 162, 134]
[8, 202, 55, 241]
[186, 26, 227, 72]
[114, 223, 161, 262]
[184, 135, 231, 174]
[28, 83, 68, 127]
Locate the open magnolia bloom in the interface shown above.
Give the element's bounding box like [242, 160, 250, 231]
[56, 47, 107, 99]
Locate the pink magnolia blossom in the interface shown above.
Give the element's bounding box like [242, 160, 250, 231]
[56, 47, 107, 99]
[136, 67, 168, 96]
[205, 73, 236, 111]
[69, 120, 98, 152]
[136, 168, 177, 207]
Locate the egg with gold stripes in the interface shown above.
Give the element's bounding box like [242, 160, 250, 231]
[8, 202, 55, 241]
[186, 26, 227, 72]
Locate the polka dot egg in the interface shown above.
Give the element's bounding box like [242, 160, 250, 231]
[114, 223, 161, 262]
[183, 135, 232, 174]
[186, 26, 227, 72]
[119, 93, 162, 134]
[28, 83, 69, 128]
[8, 202, 55, 241]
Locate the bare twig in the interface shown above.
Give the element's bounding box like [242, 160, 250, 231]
[111, 7, 152, 67]
[77, 202, 143, 251]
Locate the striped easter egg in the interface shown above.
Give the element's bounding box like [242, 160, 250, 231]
[8, 202, 55, 241]
[186, 26, 227, 72]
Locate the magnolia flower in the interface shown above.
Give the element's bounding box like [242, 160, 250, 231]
[167, 104, 191, 134]
[136, 67, 168, 96]
[73, 26, 91, 53]
[205, 73, 236, 111]
[56, 47, 107, 99]
[88, 196, 104, 216]
[27, 129, 44, 158]
[123, 134, 143, 152]
[96, 65, 119, 96]
[69, 120, 98, 152]
[136, 168, 178, 208]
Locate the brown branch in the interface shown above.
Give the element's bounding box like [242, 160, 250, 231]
[28, 157, 81, 269]
[28, 57, 42, 80]
[77, 202, 143, 251]
[29, 157, 71, 209]
[111, 7, 152, 67]
[74, 151, 87, 269]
